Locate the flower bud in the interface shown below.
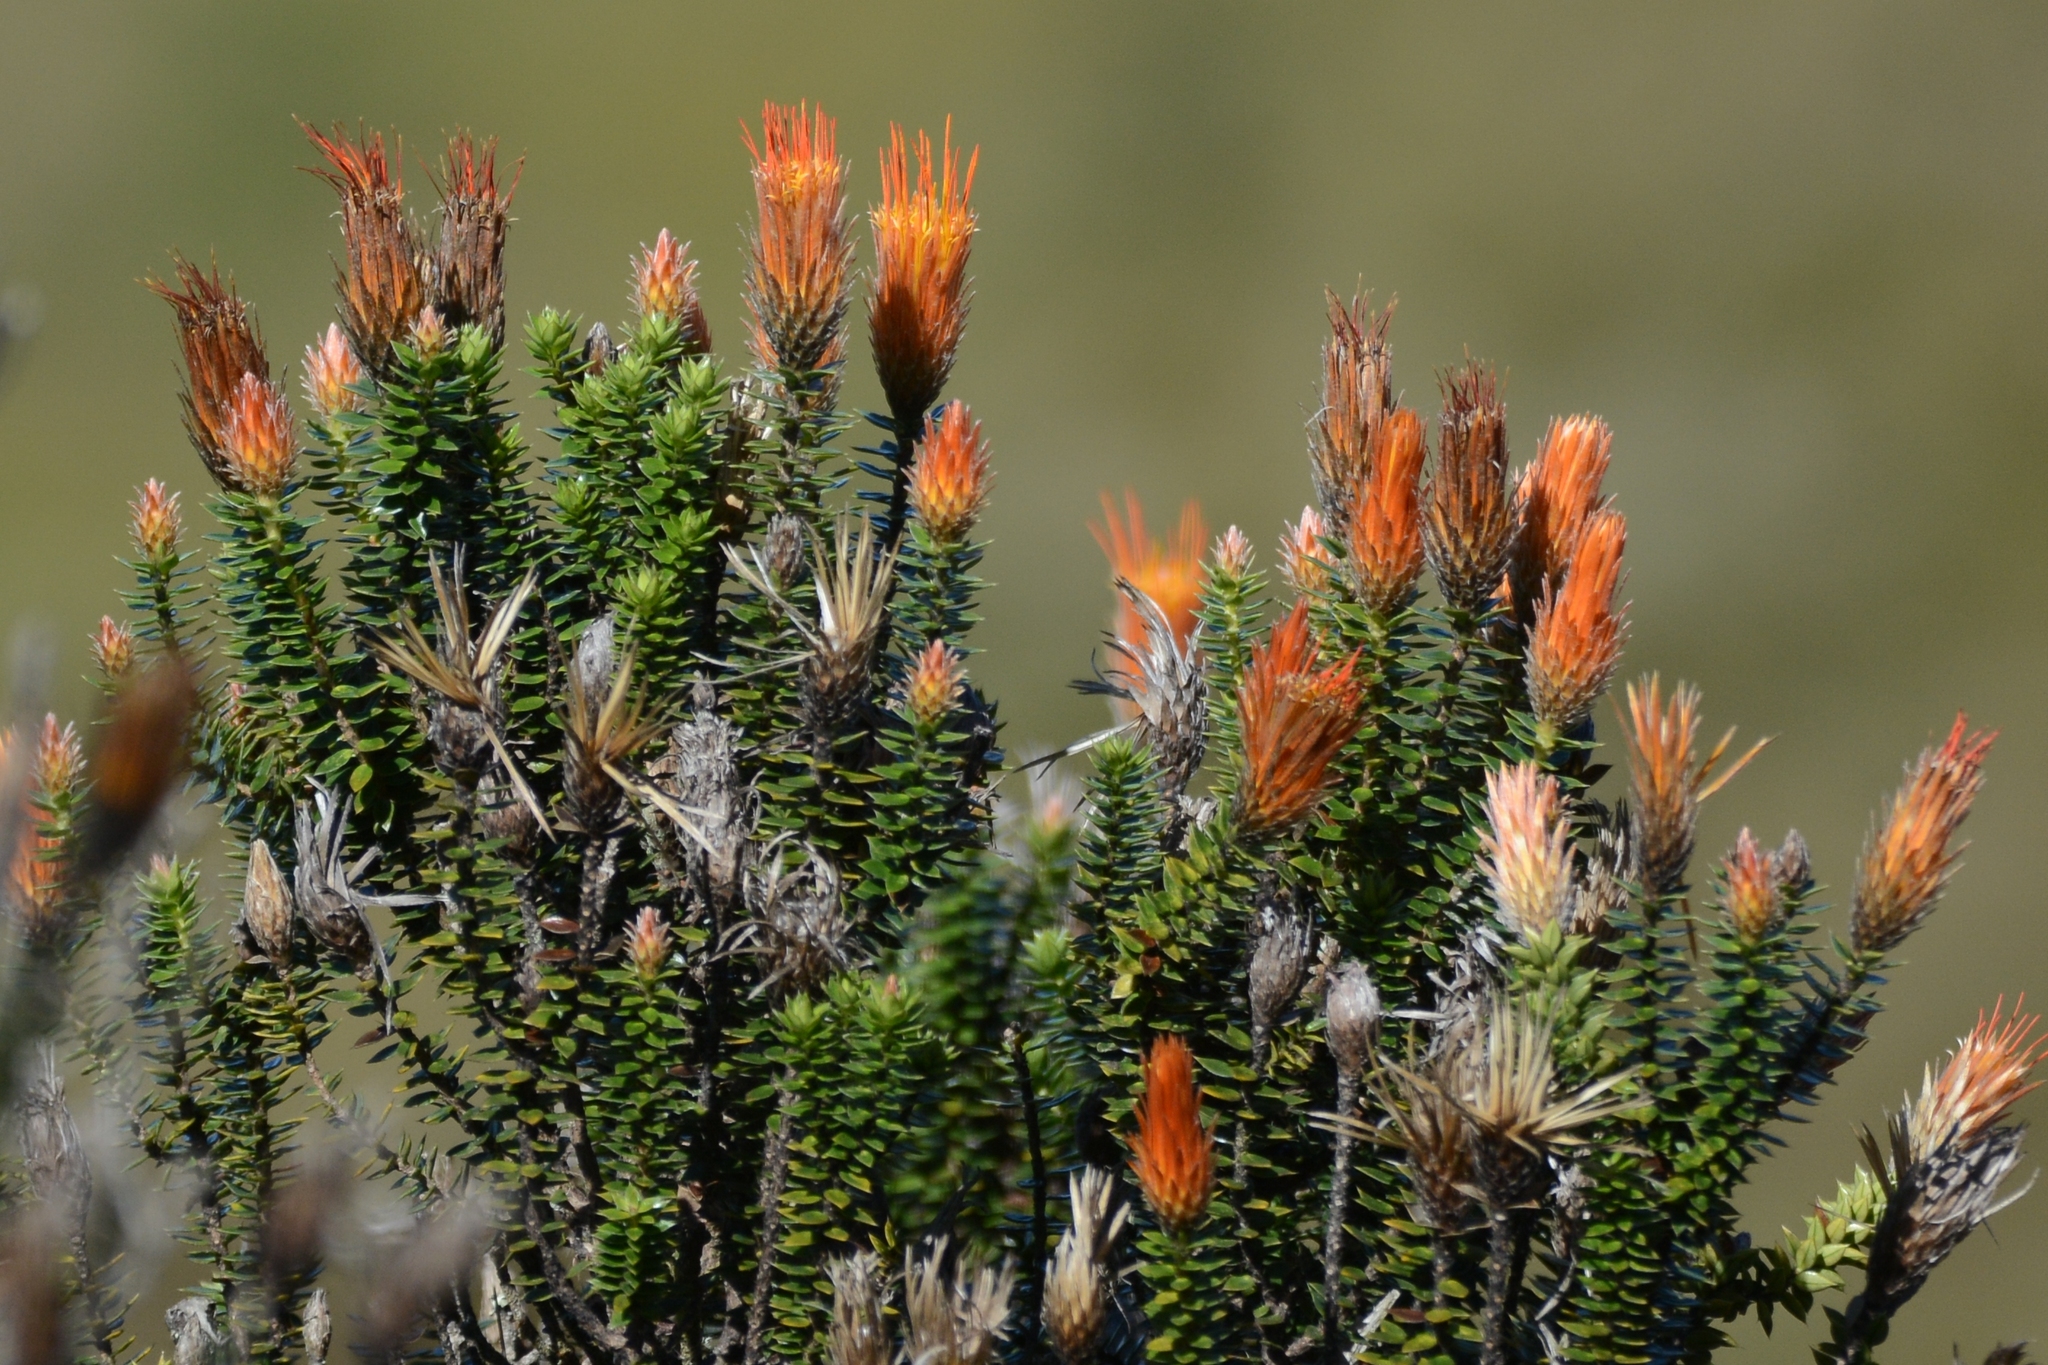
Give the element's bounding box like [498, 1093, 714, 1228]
[130, 480, 184, 561]
[907, 401, 992, 544]
[900, 639, 965, 730]
[1478, 762, 1575, 941]
[220, 373, 297, 497]
[632, 229, 711, 355]
[91, 617, 133, 680]
[1127, 1034, 1215, 1236]
[408, 306, 450, 358]
[302, 323, 366, 421]
[1722, 827, 1785, 943]
[1325, 960, 1382, 1078]
[1777, 828, 1812, 891]
[1211, 525, 1253, 578]
[1280, 505, 1333, 596]
[625, 907, 672, 985]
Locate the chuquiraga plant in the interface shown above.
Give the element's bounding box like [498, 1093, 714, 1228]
[1, 100, 2038, 1365]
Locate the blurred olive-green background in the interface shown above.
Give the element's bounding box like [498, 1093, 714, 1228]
[2, 2, 2045, 1355]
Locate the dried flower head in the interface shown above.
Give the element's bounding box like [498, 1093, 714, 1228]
[908, 401, 992, 544]
[1325, 959, 1382, 1079]
[1211, 525, 1254, 578]
[631, 229, 711, 354]
[130, 480, 183, 561]
[1510, 415, 1614, 627]
[1721, 828, 1786, 943]
[292, 782, 432, 972]
[624, 907, 673, 985]
[302, 323, 366, 422]
[1526, 508, 1627, 734]
[761, 513, 807, 590]
[17, 1046, 84, 1210]
[91, 617, 133, 680]
[1078, 580, 1209, 799]
[743, 101, 852, 375]
[1042, 1167, 1128, 1365]
[1091, 492, 1207, 653]
[560, 644, 664, 833]
[1851, 714, 1996, 956]
[1280, 505, 1334, 597]
[428, 132, 513, 345]
[302, 123, 426, 376]
[901, 639, 966, 730]
[1348, 405, 1428, 615]
[826, 1252, 889, 1365]
[1478, 762, 1576, 941]
[741, 839, 852, 998]
[1308, 291, 1394, 529]
[1619, 675, 1765, 900]
[1423, 360, 1516, 614]
[1233, 602, 1364, 837]
[146, 257, 269, 488]
[302, 1289, 332, 1365]
[1375, 1052, 1474, 1233]
[1248, 884, 1315, 1065]
[1906, 998, 2047, 1162]
[904, 1237, 1015, 1365]
[220, 373, 298, 496]
[869, 119, 979, 424]
[237, 837, 295, 964]
[1452, 998, 1631, 1208]
[1128, 1034, 1215, 1236]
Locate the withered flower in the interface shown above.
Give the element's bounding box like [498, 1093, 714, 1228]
[1325, 959, 1382, 1080]
[903, 1237, 1015, 1365]
[1850, 714, 1996, 956]
[1618, 675, 1765, 900]
[631, 229, 711, 355]
[237, 837, 295, 964]
[1042, 1167, 1128, 1365]
[145, 256, 269, 488]
[1525, 508, 1627, 735]
[870, 119, 979, 426]
[645, 685, 756, 917]
[1091, 492, 1207, 653]
[740, 838, 851, 998]
[826, 1251, 889, 1365]
[130, 480, 183, 561]
[624, 907, 673, 985]
[1510, 414, 1614, 627]
[220, 373, 298, 497]
[1348, 406, 1428, 615]
[91, 617, 132, 680]
[303, 123, 427, 376]
[1721, 828, 1786, 943]
[901, 639, 966, 731]
[1308, 290, 1394, 529]
[1373, 1052, 1475, 1235]
[302, 324, 366, 423]
[762, 513, 807, 590]
[1075, 580, 1208, 799]
[1423, 360, 1516, 614]
[1127, 1034, 1215, 1236]
[560, 644, 665, 833]
[293, 782, 433, 972]
[743, 101, 853, 375]
[908, 401, 992, 544]
[165, 1298, 220, 1365]
[1247, 883, 1315, 1067]
[1452, 999, 1630, 1209]
[1233, 601, 1364, 837]
[1478, 762, 1576, 941]
[18, 1046, 85, 1211]
[428, 132, 514, 346]
[1280, 505, 1334, 597]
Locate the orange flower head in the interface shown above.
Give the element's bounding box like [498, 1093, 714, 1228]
[1479, 762, 1575, 941]
[1619, 675, 1765, 899]
[625, 907, 673, 985]
[1851, 714, 1997, 956]
[868, 119, 979, 425]
[91, 617, 133, 681]
[1308, 290, 1394, 527]
[1127, 1034, 1215, 1236]
[1423, 360, 1516, 614]
[907, 402, 991, 544]
[302, 323, 366, 422]
[220, 373, 298, 497]
[130, 480, 183, 562]
[428, 131, 515, 345]
[1510, 415, 1614, 627]
[1211, 525, 1254, 579]
[1091, 492, 1207, 652]
[1722, 827, 1786, 943]
[1280, 506, 1333, 597]
[1348, 405, 1428, 615]
[1525, 508, 1628, 733]
[145, 257, 269, 490]
[632, 229, 711, 355]
[743, 101, 852, 375]
[1234, 602, 1365, 837]
[302, 123, 425, 376]
[900, 639, 966, 730]
[1908, 997, 2048, 1161]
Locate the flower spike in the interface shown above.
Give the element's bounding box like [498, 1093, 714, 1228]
[1233, 601, 1364, 837]
[1478, 762, 1575, 941]
[908, 401, 992, 545]
[1510, 414, 1614, 627]
[145, 257, 270, 489]
[1348, 406, 1428, 615]
[1128, 1034, 1215, 1236]
[1525, 507, 1627, 735]
[1423, 360, 1516, 614]
[743, 101, 852, 376]
[427, 131, 515, 346]
[1850, 714, 1996, 955]
[869, 118, 979, 427]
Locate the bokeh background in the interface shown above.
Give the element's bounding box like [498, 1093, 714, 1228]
[0, 3, 2044, 1356]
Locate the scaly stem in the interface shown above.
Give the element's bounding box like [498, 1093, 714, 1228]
[743, 1071, 800, 1365]
[1323, 1070, 1362, 1357]
[1008, 1025, 1050, 1341]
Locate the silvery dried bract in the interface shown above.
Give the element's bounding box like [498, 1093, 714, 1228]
[1324, 959, 1382, 1079]
[904, 1238, 1016, 1365]
[302, 1287, 332, 1365]
[1042, 1167, 1129, 1365]
[1859, 1120, 2031, 1323]
[17, 1047, 84, 1211]
[740, 839, 852, 998]
[294, 782, 434, 968]
[825, 1252, 888, 1365]
[1248, 883, 1315, 1066]
[1075, 579, 1208, 800]
[236, 836, 295, 965]
[647, 683, 757, 916]
[573, 612, 618, 701]
[165, 1297, 220, 1365]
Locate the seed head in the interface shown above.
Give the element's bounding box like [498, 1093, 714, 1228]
[908, 401, 992, 544]
[826, 1252, 889, 1365]
[624, 907, 673, 985]
[1379, 1052, 1474, 1233]
[901, 639, 966, 730]
[1721, 828, 1786, 943]
[302, 324, 366, 422]
[1325, 959, 1382, 1079]
[1906, 997, 2047, 1163]
[1777, 828, 1813, 891]
[1211, 525, 1254, 578]
[146, 256, 269, 488]
[302, 123, 427, 377]
[130, 480, 183, 561]
[743, 101, 852, 375]
[1478, 762, 1576, 941]
[903, 1237, 1015, 1365]
[91, 617, 133, 681]
[220, 373, 298, 496]
[1525, 508, 1627, 733]
[1091, 492, 1207, 653]
[1233, 602, 1364, 837]
[1308, 291, 1394, 530]
[237, 837, 295, 965]
[1510, 415, 1614, 627]
[1128, 1034, 1215, 1236]
[1423, 360, 1516, 614]
[1619, 675, 1764, 900]
[869, 119, 979, 425]
[1042, 1167, 1128, 1365]
[427, 132, 513, 346]
[631, 229, 711, 354]
[17, 1046, 84, 1210]
[1348, 406, 1428, 616]
[1280, 506, 1333, 597]
[1248, 885, 1315, 1064]
[1850, 714, 1996, 956]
